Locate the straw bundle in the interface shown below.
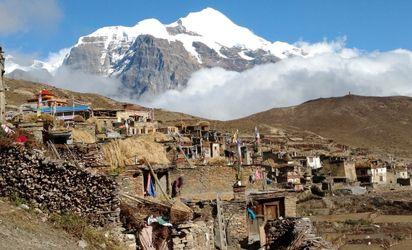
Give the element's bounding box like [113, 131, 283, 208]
[72, 128, 96, 144]
[207, 156, 228, 166]
[103, 135, 169, 167]
[86, 117, 105, 133]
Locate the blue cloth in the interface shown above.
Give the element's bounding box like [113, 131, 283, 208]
[247, 207, 256, 220]
[147, 178, 156, 197]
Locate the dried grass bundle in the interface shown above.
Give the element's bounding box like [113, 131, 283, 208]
[103, 135, 169, 167]
[72, 129, 96, 144]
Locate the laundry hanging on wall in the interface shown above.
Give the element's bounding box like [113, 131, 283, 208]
[146, 174, 156, 197]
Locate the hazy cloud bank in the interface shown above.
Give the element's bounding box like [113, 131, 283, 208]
[5, 39, 412, 121]
[147, 40, 412, 120]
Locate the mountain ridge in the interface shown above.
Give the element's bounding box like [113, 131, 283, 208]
[6, 7, 305, 97]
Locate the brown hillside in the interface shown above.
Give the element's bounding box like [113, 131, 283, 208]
[5, 78, 199, 123]
[220, 95, 412, 158]
[5, 78, 122, 109]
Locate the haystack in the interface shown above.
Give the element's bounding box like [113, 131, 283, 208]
[152, 132, 174, 143]
[72, 128, 96, 144]
[103, 134, 169, 167]
[207, 156, 228, 166]
[86, 117, 105, 133]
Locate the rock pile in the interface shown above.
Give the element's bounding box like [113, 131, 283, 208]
[0, 146, 119, 225]
[172, 221, 214, 250]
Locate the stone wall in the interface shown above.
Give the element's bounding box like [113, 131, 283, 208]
[170, 165, 267, 198]
[285, 196, 298, 217]
[172, 220, 214, 250]
[221, 201, 248, 249]
[0, 146, 119, 225]
[118, 172, 145, 197]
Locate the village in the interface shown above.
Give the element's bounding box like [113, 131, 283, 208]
[1, 46, 412, 249]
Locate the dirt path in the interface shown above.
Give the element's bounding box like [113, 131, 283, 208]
[0, 199, 79, 250]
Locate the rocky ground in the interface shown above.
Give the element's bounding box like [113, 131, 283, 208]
[0, 198, 79, 250]
[297, 189, 412, 249]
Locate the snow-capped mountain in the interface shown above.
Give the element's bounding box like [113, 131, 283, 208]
[5, 48, 69, 83]
[7, 8, 305, 97]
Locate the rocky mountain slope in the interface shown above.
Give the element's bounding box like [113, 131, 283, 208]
[219, 95, 412, 158]
[6, 8, 304, 97]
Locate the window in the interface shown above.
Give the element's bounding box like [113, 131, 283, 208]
[379, 176, 383, 182]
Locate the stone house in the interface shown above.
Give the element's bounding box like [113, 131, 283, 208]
[356, 160, 388, 186]
[211, 142, 220, 158]
[275, 163, 303, 186]
[307, 156, 322, 169]
[157, 125, 179, 135]
[119, 164, 172, 197]
[321, 157, 357, 183]
[371, 165, 387, 185]
[395, 166, 410, 186]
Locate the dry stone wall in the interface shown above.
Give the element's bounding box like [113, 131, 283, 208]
[172, 220, 215, 250]
[0, 146, 119, 225]
[170, 165, 266, 197]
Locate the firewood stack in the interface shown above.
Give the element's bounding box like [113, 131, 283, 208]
[265, 218, 297, 248]
[57, 144, 107, 167]
[265, 218, 333, 250]
[0, 146, 119, 225]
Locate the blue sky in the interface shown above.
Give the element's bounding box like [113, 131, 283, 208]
[1, 0, 412, 58]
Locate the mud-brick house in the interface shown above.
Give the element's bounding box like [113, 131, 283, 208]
[321, 156, 357, 183]
[274, 163, 304, 187]
[263, 150, 291, 165]
[307, 156, 322, 169]
[119, 164, 172, 197]
[93, 105, 157, 136]
[117, 105, 157, 135]
[211, 142, 220, 158]
[157, 125, 178, 135]
[356, 160, 388, 186]
[175, 120, 210, 137]
[395, 166, 410, 186]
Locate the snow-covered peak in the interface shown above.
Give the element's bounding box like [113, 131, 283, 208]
[168, 7, 268, 50]
[74, 7, 304, 62]
[86, 18, 169, 41]
[5, 48, 69, 75]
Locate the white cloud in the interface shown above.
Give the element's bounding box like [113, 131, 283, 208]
[43, 48, 70, 73]
[0, 0, 62, 35]
[146, 40, 412, 120]
[52, 66, 123, 97]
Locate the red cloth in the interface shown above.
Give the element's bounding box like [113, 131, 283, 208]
[16, 135, 28, 143]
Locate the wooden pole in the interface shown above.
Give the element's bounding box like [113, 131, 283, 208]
[0, 47, 5, 124]
[144, 158, 173, 204]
